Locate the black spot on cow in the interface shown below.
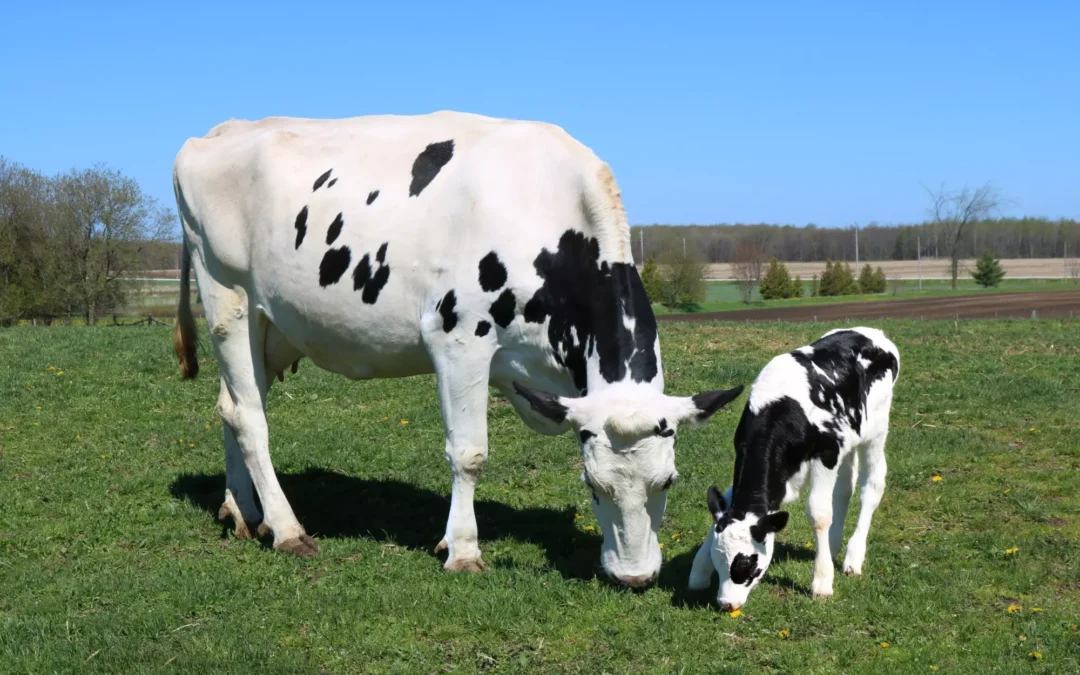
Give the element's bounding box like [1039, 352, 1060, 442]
[489, 289, 516, 329]
[478, 251, 507, 292]
[294, 205, 309, 249]
[654, 418, 675, 438]
[319, 246, 351, 287]
[439, 290, 458, 332]
[313, 169, 332, 192]
[522, 229, 659, 393]
[729, 553, 762, 586]
[328, 178, 338, 188]
[325, 212, 345, 245]
[351, 243, 392, 304]
[579, 430, 595, 444]
[408, 140, 454, 197]
[367, 190, 379, 205]
[475, 320, 491, 337]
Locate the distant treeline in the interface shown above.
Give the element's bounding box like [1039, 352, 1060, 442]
[630, 219, 1080, 265]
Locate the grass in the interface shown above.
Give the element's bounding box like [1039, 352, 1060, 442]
[1, 319, 1079, 673]
[652, 278, 1079, 315]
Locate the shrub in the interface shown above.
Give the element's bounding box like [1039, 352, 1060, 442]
[971, 250, 1006, 288]
[640, 256, 663, 302]
[760, 258, 799, 300]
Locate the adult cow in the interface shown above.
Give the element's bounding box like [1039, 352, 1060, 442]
[171, 111, 742, 587]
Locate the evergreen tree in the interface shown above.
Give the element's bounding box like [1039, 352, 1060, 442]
[760, 258, 796, 299]
[872, 266, 888, 293]
[858, 264, 876, 294]
[820, 260, 858, 296]
[640, 256, 663, 302]
[971, 250, 1006, 288]
[792, 275, 804, 298]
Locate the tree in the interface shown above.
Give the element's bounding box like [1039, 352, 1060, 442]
[858, 264, 875, 294]
[970, 250, 1006, 288]
[819, 260, 858, 296]
[640, 256, 663, 302]
[924, 181, 1010, 289]
[760, 258, 795, 299]
[657, 248, 707, 310]
[53, 165, 172, 325]
[872, 266, 887, 293]
[792, 274, 803, 298]
[731, 240, 766, 304]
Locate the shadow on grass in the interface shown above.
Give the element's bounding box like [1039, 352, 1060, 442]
[169, 468, 602, 582]
[657, 540, 815, 610]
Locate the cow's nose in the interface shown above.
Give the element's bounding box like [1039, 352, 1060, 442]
[614, 572, 658, 589]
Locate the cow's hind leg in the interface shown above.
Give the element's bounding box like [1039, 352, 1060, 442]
[423, 314, 496, 572]
[842, 432, 888, 576]
[207, 289, 315, 556]
[216, 379, 263, 539]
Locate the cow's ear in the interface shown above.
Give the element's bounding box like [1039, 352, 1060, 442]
[513, 382, 571, 424]
[675, 385, 744, 426]
[750, 511, 789, 542]
[707, 485, 727, 520]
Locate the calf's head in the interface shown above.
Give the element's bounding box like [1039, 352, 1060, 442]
[700, 486, 789, 610]
[513, 382, 743, 588]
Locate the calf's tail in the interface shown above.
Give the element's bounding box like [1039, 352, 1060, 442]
[173, 240, 199, 379]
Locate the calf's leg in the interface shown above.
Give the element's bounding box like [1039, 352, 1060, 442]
[829, 450, 858, 556]
[805, 459, 839, 598]
[843, 433, 888, 576]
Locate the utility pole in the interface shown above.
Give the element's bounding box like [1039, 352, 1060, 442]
[640, 228, 644, 265]
[854, 223, 859, 268]
[917, 235, 922, 291]
[1066, 242, 1069, 279]
[683, 238, 686, 258]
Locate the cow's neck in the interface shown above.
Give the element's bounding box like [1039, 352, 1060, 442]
[520, 229, 661, 397]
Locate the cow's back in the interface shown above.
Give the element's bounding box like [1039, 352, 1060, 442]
[173, 111, 628, 382]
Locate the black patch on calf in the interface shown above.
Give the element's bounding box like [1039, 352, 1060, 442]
[294, 205, 309, 249]
[475, 320, 491, 337]
[325, 212, 345, 245]
[579, 430, 595, 444]
[367, 190, 379, 205]
[438, 290, 458, 332]
[313, 169, 332, 192]
[522, 229, 659, 393]
[489, 289, 516, 328]
[408, 140, 454, 197]
[654, 418, 675, 438]
[351, 244, 392, 304]
[327, 178, 337, 188]
[478, 252, 508, 292]
[729, 553, 762, 586]
[319, 246, 351, 287]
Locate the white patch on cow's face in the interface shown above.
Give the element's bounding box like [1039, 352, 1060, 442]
[710, 513, 774, 611]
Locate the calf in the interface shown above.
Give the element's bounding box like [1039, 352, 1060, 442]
[688, 327, 899, 610]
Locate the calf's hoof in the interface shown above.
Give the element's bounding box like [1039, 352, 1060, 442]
[275, 534, 320, 557]
[445, 557, 487, 573]
[843, 566, 862, 577]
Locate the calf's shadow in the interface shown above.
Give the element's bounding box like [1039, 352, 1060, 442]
[170, 468, 602, 582]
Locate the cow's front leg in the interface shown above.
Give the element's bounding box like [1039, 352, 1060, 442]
[424, 312, 496, 572]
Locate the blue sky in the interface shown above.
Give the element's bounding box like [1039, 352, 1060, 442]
[2, 1, 1077, 232]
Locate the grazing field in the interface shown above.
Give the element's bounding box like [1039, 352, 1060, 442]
[1, 320, 1079, 673]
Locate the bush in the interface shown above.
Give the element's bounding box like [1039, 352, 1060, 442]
[760, 258, 800, 300]
[872, 266, 887, 293]
[793, 275, 803, 298]
[640, 256, 663, 302]
[657, 249, 707, 309]
[858, 263, 888, 294]
[971, 250, 1006, 288]
[819, 260, 858, 296]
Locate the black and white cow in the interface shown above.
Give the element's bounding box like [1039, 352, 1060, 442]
[171, 111, 742, 587]
[688, 327, 899, 609]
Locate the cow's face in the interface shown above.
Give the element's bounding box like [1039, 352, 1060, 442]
[704, 486, 789, 610]
[513, 382, 743, 588]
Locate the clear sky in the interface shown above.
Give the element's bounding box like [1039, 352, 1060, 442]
[1, 1, 1077, 232]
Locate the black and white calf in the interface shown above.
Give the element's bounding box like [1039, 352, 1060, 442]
[688, 327, 900, 610]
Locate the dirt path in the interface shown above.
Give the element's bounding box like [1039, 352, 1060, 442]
[658, 290, 1080, 323]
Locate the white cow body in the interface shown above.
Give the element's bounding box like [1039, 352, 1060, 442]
[172, 111, 741, 584]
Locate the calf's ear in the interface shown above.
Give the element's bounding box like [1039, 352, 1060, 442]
[707, 485, 727, 520]
[750, 511, 789, 542]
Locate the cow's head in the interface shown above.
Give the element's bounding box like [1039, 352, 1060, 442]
[698, 485, 789, 610]
[512, 381, 743, 588]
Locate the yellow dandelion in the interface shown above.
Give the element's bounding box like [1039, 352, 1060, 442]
[25, 386, 31, 391]
[1031, 607, 1043, 613]
[205, 424, 211, 430]
[931, 475, 942, 482]
[1029, 427, 1035, 432]
[47, 366, 56, 371]
[804, 542, 813, 549]
[930, 667, 938, 671]
[1004, 488, 1011, 494]
[574, 513, 583, 520]
[584, 525, 595, 532]
[74, 434, 81, 440]
[778, 629, 790, 639]
[33, 422, 39, 426]
[400, 420, 409, 425]
[1007, 604, 1022, 613]
[880, 641, 890, 648]
[1019, 635, 1027, 641]
[178, 438, 184, 444]
[188, 443, 195, 448]
[659, 543, 665, 549]
[728, 609, 741, 618]
[1005, 547, 1019, 555]
[35, 405, 42, 410]
[671, 532, 681, 540]
[100, 455, 108, 460]
[56, 371, 64, 376]
[1029, 652, 1043, 660]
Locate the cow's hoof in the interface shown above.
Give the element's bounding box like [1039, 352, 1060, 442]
[434, 538, 448, 554]
[445, 557, 486, 573]
[276, 534, 319, 557]
[257, 522, 272, 539]
[217, 501, 259, 540]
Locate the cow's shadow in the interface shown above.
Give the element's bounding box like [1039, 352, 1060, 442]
[169, 468, 602, 582]
[657, 539, 815, 610]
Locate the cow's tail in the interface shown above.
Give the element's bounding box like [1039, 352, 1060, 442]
[582, 161, 633, 261]
[173, 240, 199, 380]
